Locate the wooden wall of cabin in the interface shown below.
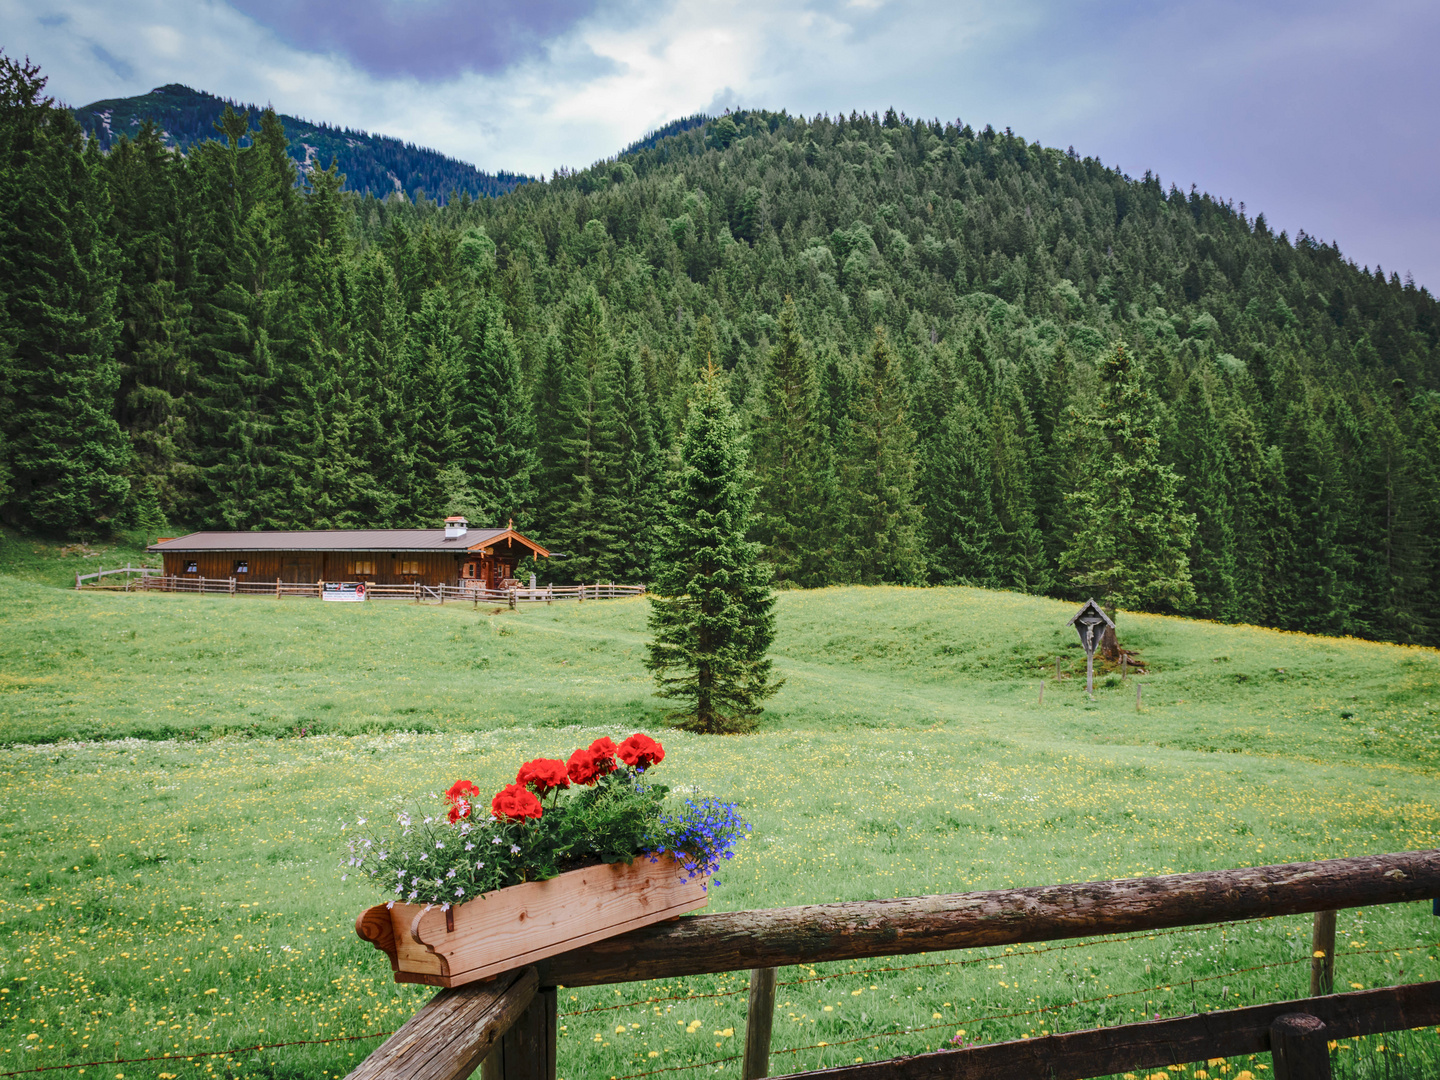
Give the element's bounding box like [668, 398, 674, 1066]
[159, 551, 468, 586]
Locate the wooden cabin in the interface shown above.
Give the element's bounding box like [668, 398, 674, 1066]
[147, 517, 549, 589]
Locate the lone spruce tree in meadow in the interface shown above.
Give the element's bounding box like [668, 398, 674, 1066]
[646, 362, 778, 734]
[1060, 341, 1196, 641]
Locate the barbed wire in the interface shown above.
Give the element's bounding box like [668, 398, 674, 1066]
[3, 940, 1423, 1078]
[605, 943, 1434, 1080]
[0, 1031, 393, 1078]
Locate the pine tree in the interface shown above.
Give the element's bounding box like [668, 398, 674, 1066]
[188, 106, 294, 529]
[1171, 363, 1239, 620]
[453, 293, 537, 524]
[276, 164, 374, 529]
[749, 298, 829, 585]
[646, 363, 778, 733]
[989, 376, 1049, 592]
[594, 344, 662, 580]
[399, 288, 463, 525]
[839, 328, 925, 583]
[544, 287, 622, 578]
[1060, 342, 1197, 622]
[0, 61, 130, 533]
[104, 121, 192, 524]
[916, 370, 1000, 585]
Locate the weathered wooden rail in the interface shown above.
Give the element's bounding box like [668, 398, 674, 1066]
[74, 564, 162, 590]
[122, 576, 645, 603]
[344, 850, 1440, 1080]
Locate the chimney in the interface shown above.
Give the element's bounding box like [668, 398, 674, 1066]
[444, 515, 468, 539]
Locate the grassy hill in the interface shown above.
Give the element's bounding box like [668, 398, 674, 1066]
[69, 83, 532, 200]
[0, 551, 1436, 1078]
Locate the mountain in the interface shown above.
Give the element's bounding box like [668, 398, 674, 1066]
[70, 83, 532, 201]
[6, 46, 1440, 648]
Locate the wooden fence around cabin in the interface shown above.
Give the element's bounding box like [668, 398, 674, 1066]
[345, 849, 1440, 1080]
[86, 575, 646, 604]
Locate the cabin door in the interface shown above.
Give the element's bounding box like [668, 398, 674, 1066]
[282, 559, 316, 584]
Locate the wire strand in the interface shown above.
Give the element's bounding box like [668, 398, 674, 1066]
[605, 944, 1433, 1080]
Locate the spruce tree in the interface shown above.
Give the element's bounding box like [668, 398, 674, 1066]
[1170, 363, 1239, 620]
[453, 293, 537, 525]
[543, 287, 622, 578]
[749, 298, 829, 585]
[917, 378, 1000, 584]
[349, 251, 407, 526]
[400, 288, 462, 525]
[0, 62, 130, 533]
[1060, 342, 1197, 621]
[989, 376, 1049, 592]
[104, 121, 192, 524]
[839, 328, 925, 583]
[646, 363, 777, 734]
[188, 106, 294, 529]
[594, 344, 661, 580]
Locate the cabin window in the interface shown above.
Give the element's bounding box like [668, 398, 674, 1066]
[350, 560, 375, 576]
[233, 560, 249, 575]
[400, 559, 422, 575]
[183, 560, 198, 574]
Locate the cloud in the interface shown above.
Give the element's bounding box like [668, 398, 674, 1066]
[2, 0, 1436, 287]
[90, 43, 133, 80]
[222, 0, 603, 80]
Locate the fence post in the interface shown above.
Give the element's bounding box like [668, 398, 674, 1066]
[75, 572, 81, 591]
[1310, 909, 1337, 996]
[230, 576, 236, 597]
[1269, 1012, 1332, 1080]
[482, 985, 556, 1080]
[741, 967, 777, 1080]
[276, 578, 281, 599]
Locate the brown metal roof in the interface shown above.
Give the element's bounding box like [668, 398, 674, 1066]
[147, 528, 550, 557]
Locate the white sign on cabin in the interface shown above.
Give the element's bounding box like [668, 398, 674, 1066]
[323, 581, 368, 602]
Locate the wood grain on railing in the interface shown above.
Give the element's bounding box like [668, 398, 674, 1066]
[536, 850, 1440, 988]
[343, 966, 537, 1080]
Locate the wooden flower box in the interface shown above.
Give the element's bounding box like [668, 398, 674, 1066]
[354, 855, 708, 988]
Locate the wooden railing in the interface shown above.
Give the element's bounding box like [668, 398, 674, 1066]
[74, 564, 162, 590]
[126, 577, 645, 603]
[345, 850, 1440, 1080]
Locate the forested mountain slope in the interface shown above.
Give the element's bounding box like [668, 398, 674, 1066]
[70, 83, 531, 200]
[4, 52, 1438, 646]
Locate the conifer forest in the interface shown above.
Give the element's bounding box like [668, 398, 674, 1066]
[3, 54, 1439, 646]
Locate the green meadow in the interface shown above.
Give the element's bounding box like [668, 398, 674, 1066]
[1, 537, 1437, 1079]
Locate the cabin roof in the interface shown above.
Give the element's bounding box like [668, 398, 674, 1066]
[147, 528, 550, 557]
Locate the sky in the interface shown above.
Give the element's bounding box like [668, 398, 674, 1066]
[6, 0, 1439, 289]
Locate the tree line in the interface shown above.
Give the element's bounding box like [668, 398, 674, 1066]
[3, 53, 1439, 646]
[71, 82, 532, 202]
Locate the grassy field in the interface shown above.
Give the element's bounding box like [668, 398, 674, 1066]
[1, 532, 1437, 1079]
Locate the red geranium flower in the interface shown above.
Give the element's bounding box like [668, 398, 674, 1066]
[515, 757, 570, 795]
[588, 737, 619, 777]
[446, 779, 481, 804]
[447, 798, 471, 824]
[491, 783, 543, 822]
[567, 747, 600, 786]
[617, 733, 665, 769]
